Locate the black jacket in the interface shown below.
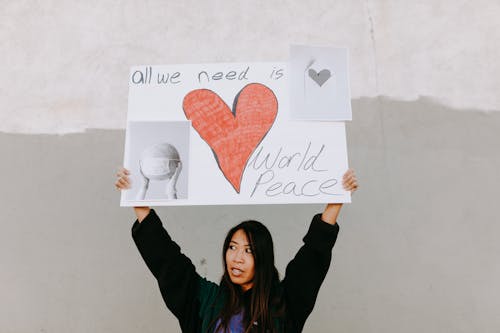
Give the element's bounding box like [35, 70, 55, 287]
[132, 210, 339, 332]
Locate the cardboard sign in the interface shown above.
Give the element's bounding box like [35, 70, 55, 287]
[121, 57, 350, 206]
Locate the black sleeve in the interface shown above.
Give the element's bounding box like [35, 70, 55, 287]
[131, 209, 201, 332]
[282, 213, 340, 331]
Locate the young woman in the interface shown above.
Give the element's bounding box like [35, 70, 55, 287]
[115, 168, 358, 333]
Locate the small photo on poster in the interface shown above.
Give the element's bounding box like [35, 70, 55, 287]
[290, 45, 352, 121]
[123, 121, 190, 202]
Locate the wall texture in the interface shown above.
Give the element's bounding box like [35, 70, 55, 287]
[1, 1, 499, 332]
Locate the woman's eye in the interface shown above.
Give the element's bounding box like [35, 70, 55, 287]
[229, 245, 236, 250]
[245, 248, 252, 254]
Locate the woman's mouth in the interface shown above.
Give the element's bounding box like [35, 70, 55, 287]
[231, 268, 243, 277]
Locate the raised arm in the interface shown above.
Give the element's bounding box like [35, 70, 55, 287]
[131, 209, 202, 327]
[282, 169, 358, 330]
[115, 168, 207, 331]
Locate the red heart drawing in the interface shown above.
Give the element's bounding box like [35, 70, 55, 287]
[183, 83, 278, 193]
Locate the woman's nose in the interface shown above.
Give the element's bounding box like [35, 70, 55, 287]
[232, 250, 244, 263]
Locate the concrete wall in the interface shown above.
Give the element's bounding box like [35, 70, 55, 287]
[1, 1, 499, 332]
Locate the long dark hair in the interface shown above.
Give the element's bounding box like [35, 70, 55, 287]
[216, 220, 281, 333]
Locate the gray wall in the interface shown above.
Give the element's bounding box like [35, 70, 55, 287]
[1, 1, 500, 332]
[2, 99, 499, 332]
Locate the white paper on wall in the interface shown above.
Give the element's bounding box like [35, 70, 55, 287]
[290, 45, 352, 121]
[121, 60, 351, 206]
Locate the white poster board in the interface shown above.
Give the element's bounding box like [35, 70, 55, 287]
[121, 55, 351, 206]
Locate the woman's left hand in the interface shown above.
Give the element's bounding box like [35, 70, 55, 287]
[321, 169, 358, 224]
[342, 168, 358, 193]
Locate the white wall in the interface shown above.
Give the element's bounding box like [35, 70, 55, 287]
[1, 0, 499, 134]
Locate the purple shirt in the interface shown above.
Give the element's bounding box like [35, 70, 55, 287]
[215, 311, 245, 333]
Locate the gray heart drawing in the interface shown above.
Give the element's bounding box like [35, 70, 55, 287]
[308, 69, 332, 87]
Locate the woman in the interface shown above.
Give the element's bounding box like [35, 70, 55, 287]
[115, 168, 358, 333]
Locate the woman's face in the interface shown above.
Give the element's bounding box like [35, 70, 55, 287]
[225, 229, 255, 291]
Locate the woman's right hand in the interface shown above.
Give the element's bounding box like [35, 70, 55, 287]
[115, 167, 131, 190]
[115, 167, 150, 223]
